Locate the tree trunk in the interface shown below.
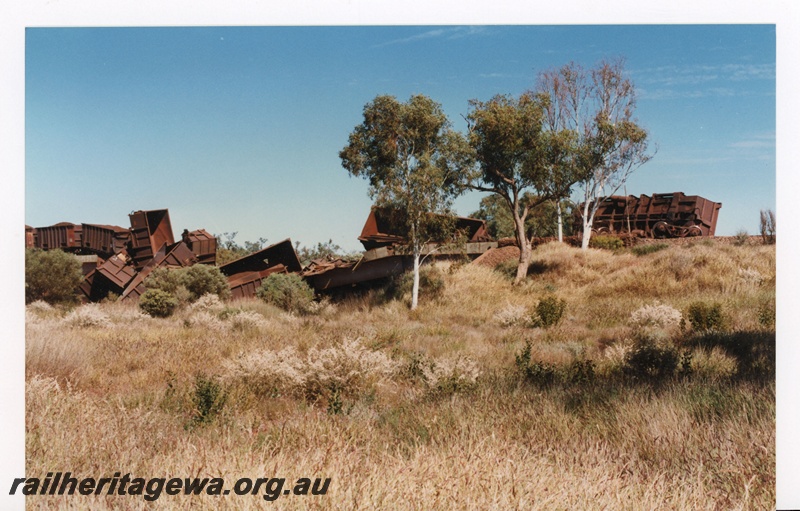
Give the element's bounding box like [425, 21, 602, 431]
[581, 201, 592, 250]
[411, 250, 421, 310]
[513, 214, 530, 285]
[557, 201, 563, 243]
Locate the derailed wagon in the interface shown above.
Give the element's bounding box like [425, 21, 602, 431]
[574, 192, 722, 239]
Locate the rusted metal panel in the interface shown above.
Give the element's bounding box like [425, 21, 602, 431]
[218, 239, 301, 300]
[34, 222, 81, 250]
[74, 254, 102, 277]
[303, 255, 411, 291]
[25, 225, 36, 249]
[120, 241, 199, 301]
[219, 238, 302, 276]
[358, 207, 492, 250]
[574, 192, 722, 238]
[227, 265, 289, 300]
[95, 250, 138, 290]
[80, 223, 130, 256]
[181, 229, 217, 265]
[129, 209, 175, 268]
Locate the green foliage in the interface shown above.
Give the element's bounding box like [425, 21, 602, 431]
[215, 232, 268, 266]
[138, 289, 179, 318]
[532, 296, 567, 328]
[589, 235, 624, 250]
[295, 239, 349, 266]
[178, 264, 231, 302]
[623, 342, 679, 380]
[515, 341, 557, 387]
[25, 248, 83, 304]
[689, 331, 775, 380]
[630, 243, 669, 256]
[143, 267, 183, 295]
[340, 94, 468, 308]
[686, 301, 725, 332]
[256, 273, 315, 313]
[387, 265, 446, 303]
[144, 265, 230, 304]
[189, 374, 226, 427]
[471, 194, 571, 239]
[757, 300, 775, 329]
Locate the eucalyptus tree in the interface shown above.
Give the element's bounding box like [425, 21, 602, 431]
[466, 92, 579, 284]
[537, 58, 653, 249]
[340, 94, 468, 309]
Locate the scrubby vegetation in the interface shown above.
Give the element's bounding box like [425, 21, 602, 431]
[25, 248, 83, 304]
[26, 241, 775, 509]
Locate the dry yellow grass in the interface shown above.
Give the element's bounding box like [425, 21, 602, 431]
[25, 241, 775, 509]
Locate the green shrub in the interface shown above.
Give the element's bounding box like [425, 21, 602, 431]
[139, 289, 179, 318]
[189, 374, 226, 427]
[532, 296, 567, 328]
[623, 342, 679, 380]
[178, 265, 231, 302]
[256, 273, 315, 313]
[630, 243, 669, 256]
[686, 301, 725, 332]
[387, 265, 446, 302]
[25, 248, 83, 304]
[757, 301, 775, 329]
[514, 341, 557, 387]
[143, 267, 183, 294]
[589, 235, 624, 250]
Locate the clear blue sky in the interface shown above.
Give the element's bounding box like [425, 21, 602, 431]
[25, 25, 775, 251]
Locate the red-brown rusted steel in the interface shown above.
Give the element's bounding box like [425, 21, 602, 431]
[219, 239, 302, 299]
[129, 209, 175, 268]
[226, 265, 289, 300]
[302, 253, 411, 291]
[34, 222, 81, 251]
[574, 192, 722, 238]
[358, 207, 492, 250]
[81, 223, 130, 257]
[182, 228, 217, 265]
[120, 241, 199, 301]
[25, 225, 36, 249]
[74, 254, 103, 277]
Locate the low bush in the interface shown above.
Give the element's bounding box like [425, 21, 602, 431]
[387, 265, 446, 303]
[179, 265, 231, 302]
[139, 289, 179, 318]
[589, 235, 624, 251]
[686, 301, 725, 332]
[25, 248, 83, 304]
[189, 374, 226, 427]
[532, 296, 566, 328]
[630, 243, 669, 256]
[623, 342, 679, 380]
[256, 273, 315, 313]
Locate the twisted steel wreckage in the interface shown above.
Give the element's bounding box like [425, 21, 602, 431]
[26, 192, 720, 302]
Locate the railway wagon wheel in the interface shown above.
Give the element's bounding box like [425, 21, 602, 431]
[685, 225, 703, 237]
[653, 221, 670, 239]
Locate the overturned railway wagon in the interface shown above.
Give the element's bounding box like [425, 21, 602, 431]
[575, 192, 722, 239]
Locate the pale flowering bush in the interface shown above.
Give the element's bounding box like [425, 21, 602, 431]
[188, 293, 225, 314]
[421, 356, 481, 394]
[63, 304, 112, 328]
[27, 300, 55, 316]
[493, 303, 529, 327]
[228, 310, 269, 331]
[630, 302, 683, 330]
[224, 337, 400, 404]
[737, 267, 764, 286]
[183, 311, 225, 332]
